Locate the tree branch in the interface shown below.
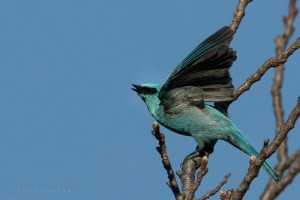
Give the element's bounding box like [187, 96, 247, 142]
[274, 148, 300, 174]
[233, 37, 300, 100]
[260, 2, 298, 199]
[260, 157, 300, 200]
[151, 122, 182, 200]
[266, 97, 300, 157]
[198, 173, 231, 200]
[271, 0, 298, 169]
[233, 97, 300, 200]
[177, 158, 198, 200]
[220, 189, 235, 200]
[233, 141, 269, 200]
[176, 156, 208, 200]
[230, 0, 253, 33]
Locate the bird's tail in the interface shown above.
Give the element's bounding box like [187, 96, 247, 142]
[235, 140, 280, 182]
[229, 130, 280, 182]
[261, 158, 280, 182]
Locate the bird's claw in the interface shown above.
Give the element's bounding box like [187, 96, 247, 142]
[180, 150, 201, 167]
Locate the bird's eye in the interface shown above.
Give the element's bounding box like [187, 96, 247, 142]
[150, 88, 157, 94]
[141, 87, 157, 94]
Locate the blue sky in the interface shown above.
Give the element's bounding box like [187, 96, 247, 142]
[0, 1, 299, 200]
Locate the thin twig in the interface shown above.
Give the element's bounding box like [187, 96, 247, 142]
[230, 0, 253, 34]
[220, 189, 235, 200]
[151, 122, 182, 200]
[275, 148, 300, 174]
[233, 37, 300, 100]
[198, 173, 231, 200]
[272, 38, 288, 165]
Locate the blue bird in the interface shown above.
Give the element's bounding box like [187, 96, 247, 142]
[132, 26, 280, 182]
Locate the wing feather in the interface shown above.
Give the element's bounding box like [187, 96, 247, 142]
[159, 26, 236, 104]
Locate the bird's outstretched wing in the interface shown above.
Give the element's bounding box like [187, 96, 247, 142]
[158, 26, 236, 103]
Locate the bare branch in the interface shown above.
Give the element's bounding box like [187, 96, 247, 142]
[261, 158, 300, 200]
[271, 0, 298, 168]
[176, 156, 209, 200]
[198, 173, 231, 200]
[262, 148, 300, 199]
[233, 98, 300, 199]
[233, 141, 269, 200]
[233, 37, 300, 100]
[220, 189, 235, 200]
[260, 0, 300, 200]
[260, 2, 298, 199]
[176, 158, 198, 200]
[266, 97, 300, 157]
[151, 122, 182, 200]
[284, 149, 300, 170]
[230, 0, 253, 33]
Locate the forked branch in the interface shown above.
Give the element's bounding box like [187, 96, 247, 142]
[233, 97, 300, 200]
[233, 37, 300, 100]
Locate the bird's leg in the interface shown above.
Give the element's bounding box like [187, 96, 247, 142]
[181, 146, 205, 167]
[186, 146, 203, 159]
[181, 146, 199, 168]
[181, 140, 218, 166]
[181, 146, 207, 169]
[203, 139, 218, 155]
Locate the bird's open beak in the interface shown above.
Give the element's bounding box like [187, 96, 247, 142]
[131, 84, 143, 93]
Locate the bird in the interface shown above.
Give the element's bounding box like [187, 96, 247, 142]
[132, 26, 280, 182]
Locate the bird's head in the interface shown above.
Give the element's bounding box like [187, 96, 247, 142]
[132, 83, 161, 113]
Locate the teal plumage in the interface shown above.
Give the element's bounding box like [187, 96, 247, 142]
[132, 26, 280, 181]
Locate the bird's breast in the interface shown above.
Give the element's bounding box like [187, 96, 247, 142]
[154, 105, 233, 138]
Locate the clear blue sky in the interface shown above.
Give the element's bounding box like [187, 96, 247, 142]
[0, 1, 299, 200]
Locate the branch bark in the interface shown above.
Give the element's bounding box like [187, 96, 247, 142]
[198, 173, 231, 200]
[233, 36, 300, 100]
[230, 0, 253, 33]
[151, 122, 182, 200]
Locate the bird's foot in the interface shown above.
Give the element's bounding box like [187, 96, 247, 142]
[181, 144, 213, 168]
[181, 149, 202, 167]
[186, 150, 201, 160]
